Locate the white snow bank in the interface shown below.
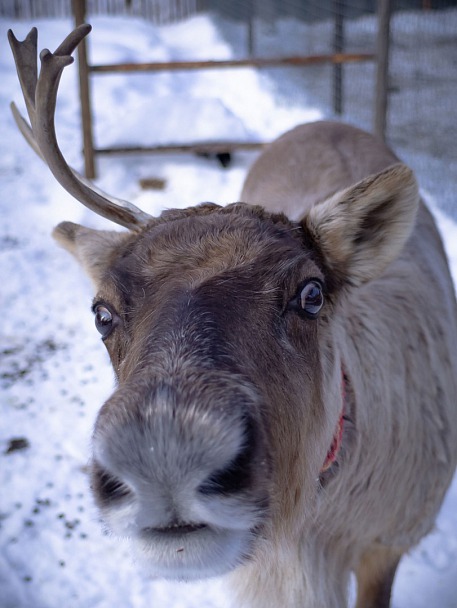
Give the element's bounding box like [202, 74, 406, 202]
[1, 11, 456, 608]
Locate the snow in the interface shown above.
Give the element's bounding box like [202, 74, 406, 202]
[1, 10, 457, 608]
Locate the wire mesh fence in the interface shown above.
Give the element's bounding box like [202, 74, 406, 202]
[0, 0, 199, 23]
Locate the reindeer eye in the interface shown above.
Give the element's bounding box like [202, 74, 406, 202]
[299, 280, 324, 318]
[288, 280, 324, 319]
[94, 304, 114, 338]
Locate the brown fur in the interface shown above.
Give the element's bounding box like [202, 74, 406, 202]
[355, 545, 402, 608]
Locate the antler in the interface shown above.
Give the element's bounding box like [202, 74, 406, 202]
[8, 24, 152, 230]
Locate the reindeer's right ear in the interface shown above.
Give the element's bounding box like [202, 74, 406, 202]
[301, 164, 419, 288]
[53, 222, 131, 286]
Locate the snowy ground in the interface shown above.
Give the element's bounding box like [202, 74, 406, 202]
[1, 10, 457, 608]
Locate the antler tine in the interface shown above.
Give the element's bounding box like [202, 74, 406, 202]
[54, 23, 92, 57]
[8, 28, 38, 128]
[8, 25, 153, 230]
[10, 101, 44, 160]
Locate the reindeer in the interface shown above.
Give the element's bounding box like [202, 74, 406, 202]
[9, 24, 457, 608]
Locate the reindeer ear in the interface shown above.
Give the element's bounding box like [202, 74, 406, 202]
[53, 222, 130, 287]
[302, 164, 419, 287]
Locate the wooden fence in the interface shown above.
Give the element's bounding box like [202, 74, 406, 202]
[5, 0, 391, 178]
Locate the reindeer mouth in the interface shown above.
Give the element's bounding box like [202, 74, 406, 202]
[143, 522, 208, 536]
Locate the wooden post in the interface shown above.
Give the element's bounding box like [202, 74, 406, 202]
[72, 0, 96, 178]
[247, 18, 255, 56]
[374, 0, 392, 141]
[247, 0, 255, 56]
[333, 0, 345, 115]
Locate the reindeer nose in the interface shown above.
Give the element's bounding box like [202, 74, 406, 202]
[89, 375, 269, 535]
[91, 414, 257, 506]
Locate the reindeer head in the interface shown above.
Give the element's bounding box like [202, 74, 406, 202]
[9, 26, 418, 581]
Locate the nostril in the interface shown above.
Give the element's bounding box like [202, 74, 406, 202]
[91, 461, 132, 503]
[199, 417, 255, 496]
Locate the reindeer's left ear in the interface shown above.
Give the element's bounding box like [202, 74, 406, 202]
[301, 164, 419, 287]
[53, 222, 132, 287]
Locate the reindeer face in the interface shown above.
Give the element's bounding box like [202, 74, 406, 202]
[55, 204, 336, 579]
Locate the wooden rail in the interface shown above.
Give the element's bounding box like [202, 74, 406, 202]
[90, 53, 375, 74]
[95, 142, 265, 155]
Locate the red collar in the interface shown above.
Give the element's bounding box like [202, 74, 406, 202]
[320, 370, 347, 473]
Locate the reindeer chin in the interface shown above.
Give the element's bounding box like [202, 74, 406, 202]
[133, 525, 253, 581]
